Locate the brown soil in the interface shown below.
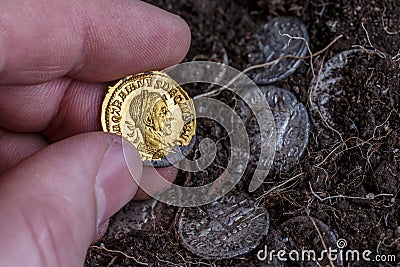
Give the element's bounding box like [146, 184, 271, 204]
[85, 0, 400, 266]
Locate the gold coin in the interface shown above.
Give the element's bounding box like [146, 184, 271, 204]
[101, 71, 196, 164]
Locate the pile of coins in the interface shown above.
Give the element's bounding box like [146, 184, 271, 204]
[105, 15, 345, 262]
[177, 16, 312, 259]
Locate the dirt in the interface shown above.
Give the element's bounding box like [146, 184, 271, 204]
[85, 0, 400, 266]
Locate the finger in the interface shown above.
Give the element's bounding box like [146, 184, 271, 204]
[0, 79, 105, 139]
[0, 0, 191, 85]
[133, 166, 179, 200]
[94, 220, 109, 242]
[43, 80, 106, 142]
[0, 132, 141, 267]
[0, 128, 48, 174]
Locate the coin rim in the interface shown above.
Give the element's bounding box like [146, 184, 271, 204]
[248, 16, 310, 84]
[100, 71, 196, 166]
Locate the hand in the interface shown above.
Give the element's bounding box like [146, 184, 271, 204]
[0, 0, 190, 266]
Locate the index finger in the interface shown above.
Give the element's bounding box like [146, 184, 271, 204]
[0, 0, 191, 85]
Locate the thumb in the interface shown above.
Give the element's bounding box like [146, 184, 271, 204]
[0, 132, 142, 267]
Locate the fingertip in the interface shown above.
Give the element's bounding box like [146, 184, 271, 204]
[133, 166, 178, 200]
[68, 0, 192, 82]
[0, 0, 192, 84]
[95, 136, 142, 228]
[94, 219, 109, 242]
[158, 13, 192, 65]
[156, 166, 180, 182]
[0, 132, 141, 265]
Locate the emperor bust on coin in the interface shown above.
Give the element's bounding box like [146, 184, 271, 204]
[101, 71, 196, 166]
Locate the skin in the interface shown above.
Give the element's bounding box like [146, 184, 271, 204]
[0, 0, 190, 266]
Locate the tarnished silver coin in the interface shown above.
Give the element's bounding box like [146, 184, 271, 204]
[261, 86, 309, 172]
[247, 17, 309, 84]
[107, 198, 177, 239]
[177, 192, 270, 259]
[310, 49, 363, 128]
[166, 41, 229, 92]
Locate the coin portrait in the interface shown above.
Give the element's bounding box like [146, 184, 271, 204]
[127, 90, 175, 159]
[101, 71, 196, 165]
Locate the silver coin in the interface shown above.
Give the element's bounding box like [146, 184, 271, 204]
[310, 49, 363, 127]
[261, 86, 309, 172]
[178, 192, 270, 259]
[107, 198, 176, 239]
[247, 16, 309, 84]
[166, 41, 229, 90]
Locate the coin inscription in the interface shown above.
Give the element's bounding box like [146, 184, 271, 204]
[101, 71, 196, 164]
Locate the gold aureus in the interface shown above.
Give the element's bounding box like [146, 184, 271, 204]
[101, 71, 196, 161]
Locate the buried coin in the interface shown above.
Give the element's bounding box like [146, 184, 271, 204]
[106, 198, 157, 239]
[107, 198, 178, 238]
[101, 71, 196, 167]
[261, 86, 310, 172]
[246, 16, 309, 84]
[310, 48, 398, 141]
[166, 41, 229, 95]
[177, 192, 270, 259]
[310, 49, 363, 128]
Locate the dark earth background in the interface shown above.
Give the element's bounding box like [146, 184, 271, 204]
[86, 0, 400, 266]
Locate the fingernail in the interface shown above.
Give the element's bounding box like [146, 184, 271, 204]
[95, 139, 142, 230]
[94, 220, 110, 242]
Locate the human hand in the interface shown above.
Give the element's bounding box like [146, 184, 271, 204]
[0, 0, 190, 266]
